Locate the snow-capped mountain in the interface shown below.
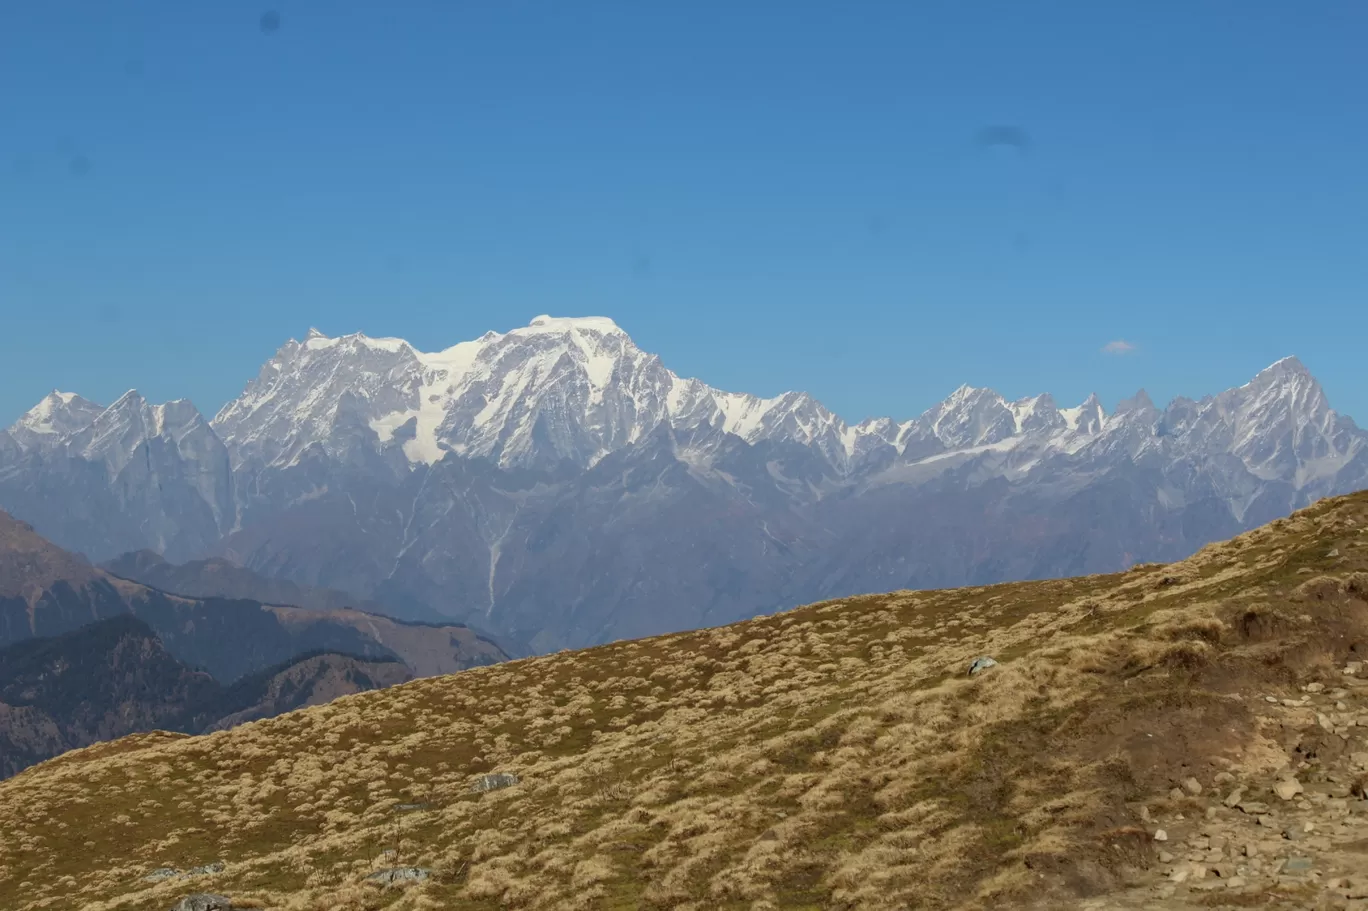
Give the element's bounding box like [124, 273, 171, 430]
[210, 315, 861, 473]
[1, 391, 232, 562]
[9, 391, 105, 450]
[3, 317, 1365, 652]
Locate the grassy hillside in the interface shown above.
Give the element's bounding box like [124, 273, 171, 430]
[3, 493, 1368, 910]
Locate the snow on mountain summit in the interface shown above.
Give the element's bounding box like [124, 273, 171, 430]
[203, 316, 1358, 485]
[11, 391, 105, 446]
[524, 315, 624, 334]
[6, 315, 1354, 496]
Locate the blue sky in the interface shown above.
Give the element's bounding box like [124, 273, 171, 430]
[2, 1, 1365, 427]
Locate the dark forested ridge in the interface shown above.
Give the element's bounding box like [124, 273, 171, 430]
[0, 614, 412, 778]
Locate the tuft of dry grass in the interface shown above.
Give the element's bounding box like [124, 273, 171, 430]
[3, 492, 1368, 910]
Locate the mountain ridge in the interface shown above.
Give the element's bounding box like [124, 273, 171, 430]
[0, 509, 509, 679]
[3, 317, 1366, 652]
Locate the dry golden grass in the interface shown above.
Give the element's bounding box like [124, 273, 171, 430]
[4, 493, 1368, 910]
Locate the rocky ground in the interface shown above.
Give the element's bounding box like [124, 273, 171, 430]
[1079, 660, 1368, 910]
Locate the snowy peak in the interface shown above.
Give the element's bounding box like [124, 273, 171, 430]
[1114, 389, 1157, 416]
[212, 329, 426, 468]
[1008, 393, 1064, 435]
[212, 319, 668, 470]
[70, 392, 217, 472]
[302, 331, 412, 354]
[1252, 355, 1311, 382]
[10, 391, 105, 447]
[522, 315, 625, 336]
[1192, 355, 1350, 480]
[1061, 394, 1106, 434]
[922, 385, 1018, 449]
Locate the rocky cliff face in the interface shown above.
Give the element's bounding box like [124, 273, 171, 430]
[3, 317, 1366, 652]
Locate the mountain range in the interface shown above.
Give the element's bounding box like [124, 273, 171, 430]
[3, 315, 1366, 652]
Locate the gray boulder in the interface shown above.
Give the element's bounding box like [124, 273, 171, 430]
[170, 896, 233, 911]
[471, 772, 519, 793]
[366, 866, 430, 886]
[968, 656, 998, 676]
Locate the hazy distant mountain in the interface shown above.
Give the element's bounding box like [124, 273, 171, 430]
[0, 614, 411, 778]
[0, 510, 507, 680]
[103, 549, 406, 616]
[3, 316, 1366, 652]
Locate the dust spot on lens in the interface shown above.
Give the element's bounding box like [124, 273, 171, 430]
[974, 125, 1031, 154]
[68, 155, 92, 177]
[259, 10, 281, 34]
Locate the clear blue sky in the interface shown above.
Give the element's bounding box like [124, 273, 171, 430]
[2, 1, 1365, 427]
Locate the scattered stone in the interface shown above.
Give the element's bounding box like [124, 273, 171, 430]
[1307, 682, 1326, 694]
[968, 656, 998, 676]
[1153, 829, 1168, 842]
[1266, 695, 1280, 703]
[1237, 800, 1270, 815]
[1169, 862, 1206, 883]
[145, 864, 224, 884]
[1273, 778, 1304, 800]
[393, 802, 432, 812]
[1225, 787, 1246, 808]
[366, 867, 431, 886]
[1282, 827, 1303, 842]
[1214, 771, 1235, 786]
[1283, 856, 1313, 874]
[471, 772, 519, 793]
[1169, 787, 1185, 800]
[170, 897, 233, 911]
[1183, 777, 1203, 795]
[1158, 850, 1174, 863]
